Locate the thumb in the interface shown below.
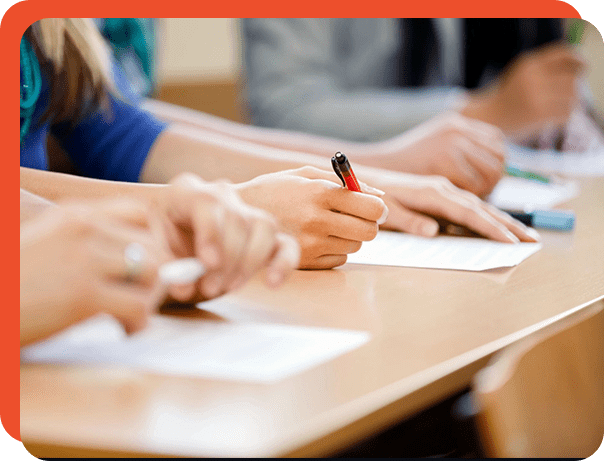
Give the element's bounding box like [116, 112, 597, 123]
[358, 180, 386, 197]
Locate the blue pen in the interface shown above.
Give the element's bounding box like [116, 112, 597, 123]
[503, 209, 575, 232]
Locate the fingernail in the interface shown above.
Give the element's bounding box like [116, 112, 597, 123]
[377, 206, 389, 225]
[421, 221, 439, 237]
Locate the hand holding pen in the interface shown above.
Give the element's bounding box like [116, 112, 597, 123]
[331, 152, 542, 243]
[156, 173, 300, 303]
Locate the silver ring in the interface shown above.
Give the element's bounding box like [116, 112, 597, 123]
[124, 242, 146, 280]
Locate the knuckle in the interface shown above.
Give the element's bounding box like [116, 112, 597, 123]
[301, 210, 322, 232]
[309, 180, 329, 199]
[172, 172, 199, 187]
[298, 165, 316, 176]
[301, 233, 322, 252]
[430, 176, 454, 191]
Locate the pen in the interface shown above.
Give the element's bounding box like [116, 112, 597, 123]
[505, 165, 551, 184]
[502, 209, 575, 231]
[331, 152, 362, 192]
[159, 258, 206, 285]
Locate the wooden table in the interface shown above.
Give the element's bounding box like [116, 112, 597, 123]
[21, 179, 604, 458]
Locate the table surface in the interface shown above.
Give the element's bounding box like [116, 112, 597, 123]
[20, 178, 604, 458]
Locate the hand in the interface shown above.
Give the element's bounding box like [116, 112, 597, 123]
[20, 199, 171, 345]
[235, 166, 388, 269]
[157, 173, 300, 301]
[352, 169, 540, 243]
[461, 43, 585, 139]
[370, 113, 506, 197]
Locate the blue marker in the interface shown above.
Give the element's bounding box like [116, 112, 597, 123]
[503, 209, 575, 232]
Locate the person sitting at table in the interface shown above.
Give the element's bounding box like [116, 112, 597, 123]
[242, 19, 602, 152]
[20, 19, 537, 284]
[20, 190, 299, 346]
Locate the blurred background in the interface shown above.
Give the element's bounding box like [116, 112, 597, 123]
[151, 19, 604, 124]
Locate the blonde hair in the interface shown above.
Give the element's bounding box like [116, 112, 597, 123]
[28, 18, 114, 124]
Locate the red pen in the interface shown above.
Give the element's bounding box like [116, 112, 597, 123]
[331, 152, 362, 192]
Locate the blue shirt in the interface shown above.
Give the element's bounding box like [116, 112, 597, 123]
[20, 62, 167, 182]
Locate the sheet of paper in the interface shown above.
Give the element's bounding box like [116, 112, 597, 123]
[506, 144, 604, 177]
[20, 314, 370, 383]
[346, 231, 542, 271]
[487, 176, 578, 210]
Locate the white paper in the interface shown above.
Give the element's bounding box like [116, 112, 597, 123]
[506, 144, 604, 177]
[20, 314, 370, 383]
[347, 231, 542, 271]
[487, 176, 578, 210]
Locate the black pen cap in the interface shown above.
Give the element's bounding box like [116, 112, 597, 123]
[334, 151, 348, 165]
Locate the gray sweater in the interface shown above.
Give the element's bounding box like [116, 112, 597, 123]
[241, 18, 463, 142]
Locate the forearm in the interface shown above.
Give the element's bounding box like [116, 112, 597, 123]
[141, 98, 366, 158]
[140, 125, 346, 184]
[139, 125, 421, 190]
[20, 167, 166, 205]
[20, 189, 56, 223]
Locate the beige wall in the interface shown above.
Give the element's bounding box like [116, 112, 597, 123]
[156, 18, 241, 82]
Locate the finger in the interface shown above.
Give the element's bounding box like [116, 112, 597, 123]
[457, 142, 505, 195]
[322, 235, 364, 255]
[198, 269, 228, 300]
[91, 240, 161, 286]
[303, 254, 348, 270]
[459, 123, 507, 163]
[321, 210, 380, 241]
[397, 188, 521, 243]
[236, 218, 280, 289]
[464, 118, 507, 151]
[480, 202, 541, 243]
[265, 233, 301, 287]
[325, 188, 388, 223]
[380, 198, 440, 237]
[357, 180, 386, 197]
[215, 210, 251, 292]
[167, 282, 197, 302]
[190, 202, 224, 269]
[295, 165, 386, 197]
[444, 147, 485, 195]
[93, 281, 160, 334]
[93, 219, 159, 254]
